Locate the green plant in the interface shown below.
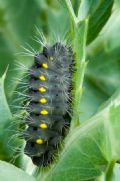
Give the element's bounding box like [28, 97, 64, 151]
[0, 0, 120, 180]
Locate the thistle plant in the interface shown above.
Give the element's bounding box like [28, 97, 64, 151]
[0, 0, 120, 181]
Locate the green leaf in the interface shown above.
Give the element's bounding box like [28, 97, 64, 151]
[81, 47, 120, 121]
[35, 89, 120, 181]
[0, 70, 20, 163]
[0, 70, 12, 160]
[78, 0, 101, 20]
[80, 10, 120, 122]
[78, 0, 113, 44]
[111, 163, 120, 181]
[115, 0, 120, 8]
[87, 0, 113, 44]
[0, 161, 35, 181]
[103, 11, 120, 52]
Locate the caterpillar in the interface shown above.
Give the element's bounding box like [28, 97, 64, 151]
[23, 42, 73, 167]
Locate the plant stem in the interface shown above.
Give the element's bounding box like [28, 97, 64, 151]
[65, 1, 88, 127]
[65, 0, 78, 24]
[106, 160, 116, 181]
[71, 19, 88, 127]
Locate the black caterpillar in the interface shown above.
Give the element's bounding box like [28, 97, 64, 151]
[24, 43, 73, 167]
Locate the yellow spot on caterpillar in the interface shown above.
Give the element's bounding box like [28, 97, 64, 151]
[39, 98, 47, 104]
[40, 109, 48, 115]
[36, 139, 44, 144]
[42, 63, 48, 69]
[50, 57, 53, 61]
[39, 75, 46, 81]
[40, 123, 48, 129]
[39, 87, 46, 92]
